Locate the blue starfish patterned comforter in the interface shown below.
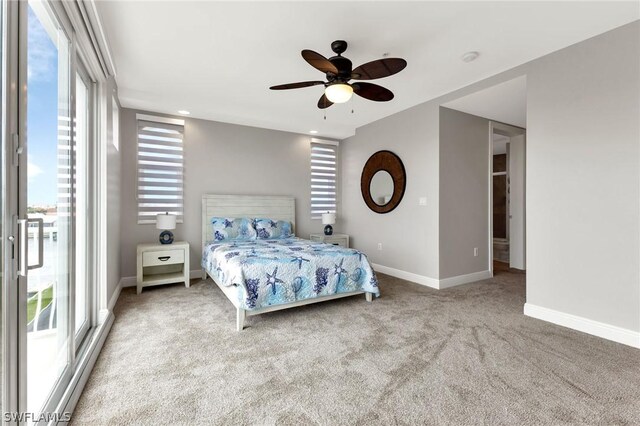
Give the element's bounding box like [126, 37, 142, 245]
[202, 238, 379, 310]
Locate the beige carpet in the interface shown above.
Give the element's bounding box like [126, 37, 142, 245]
[72, 272, 640, 425]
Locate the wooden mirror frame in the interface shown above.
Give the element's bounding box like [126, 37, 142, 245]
[360, 150, 406, 214]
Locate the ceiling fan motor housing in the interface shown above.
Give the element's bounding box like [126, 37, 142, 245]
[328, 40, 352, 81]
[328, 56, 352, 81]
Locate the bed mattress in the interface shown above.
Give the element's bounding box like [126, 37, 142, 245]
[202, 238, 379, 310]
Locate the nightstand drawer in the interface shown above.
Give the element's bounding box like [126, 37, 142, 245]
[326, 239, 348, 248]
[309, 233, 350, 248]
[142, 249, 184, 267]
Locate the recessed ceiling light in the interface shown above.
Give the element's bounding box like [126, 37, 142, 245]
[178, 110, 190, 115]
[461, 51, 479, 63]
[309, 130, 318, 134]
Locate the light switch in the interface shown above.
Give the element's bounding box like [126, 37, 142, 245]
[419, 197, 427, 206]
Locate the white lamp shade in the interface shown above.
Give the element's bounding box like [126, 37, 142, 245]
[322, 212, 336, 225]
[156, 213, 176, 230]
[324, 84, 353, 103]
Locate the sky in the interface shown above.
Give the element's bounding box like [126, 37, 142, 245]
[27, 5, 60, 207]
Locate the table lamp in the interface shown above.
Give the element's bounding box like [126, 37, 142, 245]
[322, 212, 336, 236]
[156, 213, 176, 244]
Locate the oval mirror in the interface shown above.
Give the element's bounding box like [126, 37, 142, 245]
[360, 150, 406, 214]
[370, 170, 394, 206]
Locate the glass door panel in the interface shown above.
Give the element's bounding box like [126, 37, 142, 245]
[74, 69, 89, 344]
[25, 1, 71, 414]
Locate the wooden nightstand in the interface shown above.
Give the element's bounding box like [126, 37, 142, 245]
[309, 233, 350, 248]
[136, 241, 190, 294]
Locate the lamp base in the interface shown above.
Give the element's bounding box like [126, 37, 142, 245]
[159, 230, 174, 244]
[323, 225, 333, 236]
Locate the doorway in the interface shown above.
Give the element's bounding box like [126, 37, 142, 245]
[489, 122, 526, 274]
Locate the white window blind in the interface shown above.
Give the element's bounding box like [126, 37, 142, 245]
[310, 139, 339, 219]
[136, 115, 185, 224]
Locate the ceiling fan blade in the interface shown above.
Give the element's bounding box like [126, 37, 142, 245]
[302, 50, 339, 74]
[317, 93, 333, 109]
[270, 81, 325, 90]
[351, 58, 407, 80]
[353, 82, 394, 102]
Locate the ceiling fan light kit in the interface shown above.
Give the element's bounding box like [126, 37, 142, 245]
[270, 40, 407, 109]
[325, 83, 353, 103]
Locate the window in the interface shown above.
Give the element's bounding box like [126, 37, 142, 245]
[310, 138, 339, 219]
[136, 114, 185, 224]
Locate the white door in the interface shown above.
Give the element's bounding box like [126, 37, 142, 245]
[509, 134, 526, 269]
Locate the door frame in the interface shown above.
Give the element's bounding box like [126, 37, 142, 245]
[2, 0, 21, 417]
[488, 121, 526, 276]
[508, 133, 526, 270]
[73, 59, 95, 351]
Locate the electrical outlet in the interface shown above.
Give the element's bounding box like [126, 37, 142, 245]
[473, 247, 479, 257]
[377, 243, 383, 250]
[419, 197, 427, 206]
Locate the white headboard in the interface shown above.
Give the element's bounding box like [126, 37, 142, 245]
[201, 194, 296, 249]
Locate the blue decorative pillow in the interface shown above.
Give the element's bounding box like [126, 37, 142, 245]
[211, 217, 257, 241]
[253, 218, 293, 239]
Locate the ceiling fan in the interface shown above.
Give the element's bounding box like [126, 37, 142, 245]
[269, 40, 407, 109]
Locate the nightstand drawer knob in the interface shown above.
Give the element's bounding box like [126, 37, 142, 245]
[158, 256, 171, 261]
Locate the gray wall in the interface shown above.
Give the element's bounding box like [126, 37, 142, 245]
[341, 102, 440, 278]
[525, 21, 639, 331]
[341, 105, 494, 281]
[439, 108, 491, 279]
[119, 110, 324, 278]
[341, 22, 639, 332]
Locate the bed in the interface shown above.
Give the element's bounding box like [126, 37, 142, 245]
[201, 194, 379, 330]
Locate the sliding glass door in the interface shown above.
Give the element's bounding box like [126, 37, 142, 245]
[2, 0, 99, 420]
[25, 0, 72, 414]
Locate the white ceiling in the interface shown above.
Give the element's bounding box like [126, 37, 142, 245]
[96, 1, 639, 139]
[443, 76, 527, 128]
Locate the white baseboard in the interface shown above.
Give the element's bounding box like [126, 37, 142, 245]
[371, 263, 439, 289]
[108, 279, 124, 311]
[438, 270, 492, 289]
[119, 276, 137, 288]
[372, 264, 492, 290]
[524, 303, 640, 349]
